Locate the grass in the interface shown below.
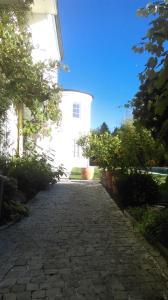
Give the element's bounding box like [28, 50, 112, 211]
[69, 167, 101, 180]
[151, 174, 168, 205]
[152, 174, 167, 185]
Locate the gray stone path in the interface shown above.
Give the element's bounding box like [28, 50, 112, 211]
[0, 181, 168, 300]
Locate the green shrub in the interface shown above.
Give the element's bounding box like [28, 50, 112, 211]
[158, 176, 168, 206]
[0, 153, 64, 225]
[0, 177, 29, 225]
[117, 173, 160, 207]
[128, 207, 168, 248]
[1, 200, 29, 224]
[8, 154, 63, 198]
[128, 206, 147, 222]
[0, 154, 11, 175]
[130, 208, 168, 248]
[3, 177, 17, 201]
[0, 154, 65, 199]
[143, 209, 168, 247]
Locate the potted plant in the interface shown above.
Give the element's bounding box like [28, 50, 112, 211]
[81, 164, 95, 180]
[77, 132, 121, 185]
[77, 134, 95, 180]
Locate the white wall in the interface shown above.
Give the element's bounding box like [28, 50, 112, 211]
[0, 106, 18, 155]
[1, 4, 94, 174]
[48, 90, 93, 170]
[29, 13, 61, 83]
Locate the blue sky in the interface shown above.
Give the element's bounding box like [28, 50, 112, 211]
[59, 0, 152, 131]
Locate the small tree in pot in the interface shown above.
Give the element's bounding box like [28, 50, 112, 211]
[77, 134, 96, 180]
[77, 132, 121, 185]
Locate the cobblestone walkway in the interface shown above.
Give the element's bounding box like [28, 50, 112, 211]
[0, 181, 168, 300]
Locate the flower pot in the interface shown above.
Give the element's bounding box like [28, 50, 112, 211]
[101, 170, 106, 186]
[111, 173, 118, 194]
[81, 167, 94, 180]
[101, 170, 120, 195]
[106, 171, 113, 189]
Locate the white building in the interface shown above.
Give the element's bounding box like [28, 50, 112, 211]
[49, 89, 93, 170]
[1, 0, 93, 172]
[29, 0, 93, 172]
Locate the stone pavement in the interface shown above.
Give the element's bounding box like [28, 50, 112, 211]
[0, 181, 168, 300]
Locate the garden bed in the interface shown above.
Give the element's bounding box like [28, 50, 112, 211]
[124, 207, 168, 261]
[101, 171, 168, 260]
[0, 154, 64, 226]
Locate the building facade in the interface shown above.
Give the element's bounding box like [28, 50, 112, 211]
[1, 0, 93, 172]
[29, 0, 93, 171]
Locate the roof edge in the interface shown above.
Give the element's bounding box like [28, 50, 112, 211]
[55, 0, 64, 60]
[61, 89, 94, 99]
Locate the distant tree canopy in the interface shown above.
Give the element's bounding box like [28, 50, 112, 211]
[131, 1, 168, 148]
[93, 122, 110, 135]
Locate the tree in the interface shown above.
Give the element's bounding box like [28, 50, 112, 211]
[98, 122, 110, 134]
[77, 132, 121, 171]
[92, 122, 110, 136]
[132, 1, 168, 148]
[118, 122, 164, 172]
[78, 123, 165, 173]
[0, 2, 61, 154]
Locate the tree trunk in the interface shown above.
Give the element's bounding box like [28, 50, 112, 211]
[17, 103, 24, 156]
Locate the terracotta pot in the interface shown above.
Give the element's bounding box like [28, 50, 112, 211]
[111, 173, 118, 194]
[103, 170, 120, 195]
[81, 167, 94, 180]
[100, 170, 106, 186]
[106, 171, 113, 189]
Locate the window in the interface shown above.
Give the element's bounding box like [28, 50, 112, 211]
[73, 103, 80, 118]
[73, 139, 80, 158]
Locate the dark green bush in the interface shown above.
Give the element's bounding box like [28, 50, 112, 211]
[1, 200, 29, 224]
[117, 173, 160, 207]
[8, 154, 64, 198]
[158, 176, 168, 206]
[128, 207, 168, 248]
[143, 209, 168, 248]
[0, 153, 64, 225]
[0, 154, 65, 199]
[3, 177, 17, 201]
[128, 206, 147, 222]
[0, 154, 10, 175]
[0, 177, 28, 225]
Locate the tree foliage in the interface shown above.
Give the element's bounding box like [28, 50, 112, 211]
[0, 1, 61, 150]
[78, 122, 165, 172]
[132, 1, 168, 147]
[77, 132, 121, 171]
[93, 122, 110, 135]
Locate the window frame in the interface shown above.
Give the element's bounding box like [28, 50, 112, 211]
[73, 103, 80, 119]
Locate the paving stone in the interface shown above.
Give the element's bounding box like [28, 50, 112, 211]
[16, 291, 31, 300]
[0, 279, 16, 288]
[0, 288, 10, 294]
[15, 259, 27, 266]
[11, 284, 26, 293]
[46, 288, 62, 297]
[3, 294, 17, 300]
[0, 182, 168, 300]
[32, 290, 46, 299]
[27, 283, 39, 291]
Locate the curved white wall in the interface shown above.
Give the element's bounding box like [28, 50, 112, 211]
[37, 90, 93, 171]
